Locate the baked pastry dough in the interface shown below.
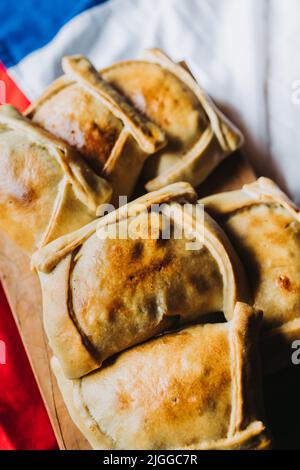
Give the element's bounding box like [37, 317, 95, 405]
[0, 105, 111, 252]
[26, 49, 243, 197]
[140, 49, 244, 191]
[26, 55, 166, 202]
[32, 182, 249, 378]
[201, 177, 300, 372]
[51, 302, 271, 450]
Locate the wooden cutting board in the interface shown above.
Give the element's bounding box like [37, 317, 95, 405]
[0, 151, 299, 449]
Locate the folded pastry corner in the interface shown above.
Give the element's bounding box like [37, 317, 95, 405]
[26, 49, 243, 200]
[141, 48, 244, 192]
[51, 302, 271, 450]
[26, 54, 167, 202]
[32, 182, 249, 379]
[0, 104, 112, 252]
[201, 177, 300, 373]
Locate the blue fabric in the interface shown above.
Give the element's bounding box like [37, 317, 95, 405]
[0, 0, 108, 67]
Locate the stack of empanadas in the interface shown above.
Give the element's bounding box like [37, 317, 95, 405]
[0, 49, 299, 450]
[25, 49, 243, 198]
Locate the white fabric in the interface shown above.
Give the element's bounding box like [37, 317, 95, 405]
[9, 0, 300, 203]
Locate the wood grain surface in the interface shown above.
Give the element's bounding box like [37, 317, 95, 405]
[0, 151, 299, 449]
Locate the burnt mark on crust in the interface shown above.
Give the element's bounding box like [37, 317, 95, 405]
[116, 389, 132, 411]
[130, 241, 144, 260]
[87, 122, 120, 162]
[127, 252, 173, 285]
[277, 275, 291, 292]
[189, 274, 209, 294]
[67, 251, 102, 363]
[78, 121, 121, 173]
[107, 298, 124, 322]
[277, 275, 300, 294]
[156, 236, 169, 247]
[7, 186, 36, 207]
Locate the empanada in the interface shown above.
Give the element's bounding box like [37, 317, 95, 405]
[26, 49, 243, 197]
[52, 302, 271, 450]
[32, 182, 249, 378]
[26, 55, 166, 202]
[0, 105, 111, 252]
[201, 177, 300, 372]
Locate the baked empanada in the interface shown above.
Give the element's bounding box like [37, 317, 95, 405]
[0, 105, 111, 252]
[26, 49, 243, 197]
[201, 177, 300, 372]
[32, 182, 249, 378]
[26, 55, 166, 202]
[52, 302, 271, 450]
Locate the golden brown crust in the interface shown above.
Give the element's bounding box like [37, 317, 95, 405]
[26, 55, 167, 201]
[0, 105, 111, 252]
[201, 177, 300, 219]
[62, 56, 166, 154]
[33, 183, 249, 379]
[51, 303, 271, 450]
[201, 177, 300, 373]
[31, 181, 197, 272]
[26, 50, 243, 198]
[141, 49, 243, 191]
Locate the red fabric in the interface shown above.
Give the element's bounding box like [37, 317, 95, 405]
[0, 63, 58, 450]
[0, 63, 30, 111]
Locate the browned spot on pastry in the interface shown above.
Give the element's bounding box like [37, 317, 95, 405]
[155, 236, 169, 247]
[126, 253, 173, 285]
[205, 396, 217, 413]
[171, 396, 179, 404]
[37, 94, 121, 173]
[277, 275, 291, 291]
[131, 241, 144, 260]
[160, 370, 231, 421]
[264, 229, 287, 246]
[116, 390, 132, 410]
[79, 122, 120, 171]
[276, 275, 300, 294]
[107, 298, 124, 322]
[9, 187, 36, 206]
[189, 274, 209, 294]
